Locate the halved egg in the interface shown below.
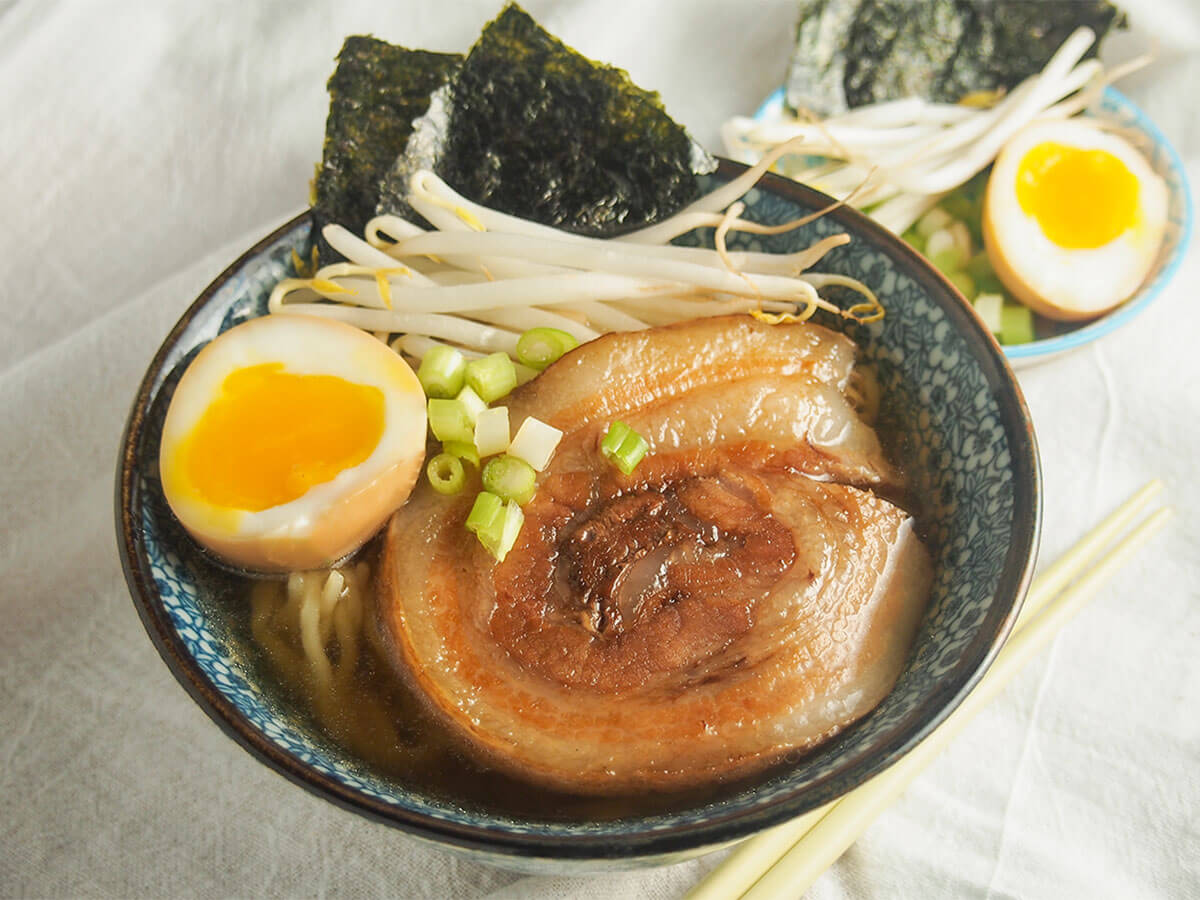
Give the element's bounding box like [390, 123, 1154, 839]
[159, 314, 426, 572]
[983, 119, 1167, 321]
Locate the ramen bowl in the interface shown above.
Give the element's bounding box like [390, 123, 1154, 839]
[116, 161, 1040, 871]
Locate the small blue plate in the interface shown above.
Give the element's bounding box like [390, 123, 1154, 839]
[753, 86, 1193, 367]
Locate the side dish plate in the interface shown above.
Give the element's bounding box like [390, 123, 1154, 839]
[753, 87, 1193, 368]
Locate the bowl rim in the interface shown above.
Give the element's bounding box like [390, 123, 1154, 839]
[751, 85, 1195, 363]
[115, 161, 1041, 861]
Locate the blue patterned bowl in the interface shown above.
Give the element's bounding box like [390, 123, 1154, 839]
[116, 162, 1040, 871]
[752, 87, 1193, 369]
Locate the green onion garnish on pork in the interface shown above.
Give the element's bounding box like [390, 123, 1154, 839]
[466, 491, 524, 562]
[600, 421, 649, 475]
[481, 455, 537, 506]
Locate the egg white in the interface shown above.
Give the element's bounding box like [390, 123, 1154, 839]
[983, 119, 1167, 321]
[159, 314, 426, 572]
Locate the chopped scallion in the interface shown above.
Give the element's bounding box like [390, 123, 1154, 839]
[466, 493, 524, 563]
[455, 385, 487, 424]
[465, 352, 518, 403]
[965, 252, 1005, 296]
[442, 440, 480, 469]
[925, 229, 967, 274]
[938, 191, 976, 226]
[507, 417, 563, 472]
[427, 398, 474, 444]
[916, 207, 953, 239]
[600, 421, 649, 475]
[973, 293, 1004, 335]
[481, 455, 537, 505]
[516, 327, 579, 371]
[426, 453, 466, 495]
[417, 344, 466, 399]
[946, 221, 973, 258]
[1000, 303, 1036, 345]
[466, 491, 504, 536]
[901, 227, 926, 255]
[492, 500, 524, 563]
[947, 270, 977, 301]
[474, 406, 510, 457]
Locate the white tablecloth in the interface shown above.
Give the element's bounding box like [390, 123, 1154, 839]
[3, 2, 1197, 897]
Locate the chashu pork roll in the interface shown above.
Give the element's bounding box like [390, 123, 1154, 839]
[378, 316, 932, 794]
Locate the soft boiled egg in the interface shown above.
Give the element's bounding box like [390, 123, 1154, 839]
[983, 119, 1167, 321]
[159, 314, 426, 573]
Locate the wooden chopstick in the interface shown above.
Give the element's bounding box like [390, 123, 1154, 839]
[1017, 479, 1164, 625]
[687, 479, 1170, 900]
[687, 806, 835, 900]
[740, 503, 1171, 898]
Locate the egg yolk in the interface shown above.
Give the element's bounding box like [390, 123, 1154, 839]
[1015, 141, 1140, 249]
[178, 363, 385, 512]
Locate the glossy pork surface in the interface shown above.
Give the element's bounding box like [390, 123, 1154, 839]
[378, 316, 932, 793]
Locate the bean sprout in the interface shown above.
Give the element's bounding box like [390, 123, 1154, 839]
[722, 26, 1149, 234]
[272, 146, 883, 361]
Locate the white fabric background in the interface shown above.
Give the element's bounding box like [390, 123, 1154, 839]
[2, 1, 1197, 897]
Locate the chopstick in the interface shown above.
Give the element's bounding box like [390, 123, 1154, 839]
[687, 479, 1170, 900]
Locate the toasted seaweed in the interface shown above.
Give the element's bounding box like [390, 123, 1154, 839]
[929, 2, 1124, 105]
[786, 0, 1125, 116]
[379, 4, 714, 237]
[314, 37, 461, 241]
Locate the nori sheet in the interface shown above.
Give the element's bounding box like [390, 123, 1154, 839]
[313, 37, 461, 241]
[786, 0, 1125, 116]
[378, 4, 714, 237]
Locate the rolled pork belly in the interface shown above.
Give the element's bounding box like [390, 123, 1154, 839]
[378, 316, 932, 794]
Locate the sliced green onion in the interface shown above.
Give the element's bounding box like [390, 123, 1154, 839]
[466, 491, 504, 536]
[516, 327, 579, 371]
[417, 344, 466, 399]
[946, 221, 973, 257]
[901, 227, 926, 255]
[925, 229, 967, 274]
[973, 293, 1004, 335]
[442, 440, 480, 469]
[600, 421, 649, 475]
[965, 251, 1005, 296]
[466, 494, 524, 563]
[916, 206, 953, 239]
[455, 385, 487, 424]
[474, 406, 510, 457]
[427, 398, 473, 444]
[482, 455, 537, 505]
[1000, 303, 1036, 346]
[514, 363, 539, 386]
[482, 500, 524, 562]
[928, 248, 968, 276]
[426, 453, 466, 495]
[494, 500, 524, 562]
[508, 417, 563, 472]
[465, 352, 518, 403]
[938, 190, 975, 225]
[947, 270, 977, 301]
